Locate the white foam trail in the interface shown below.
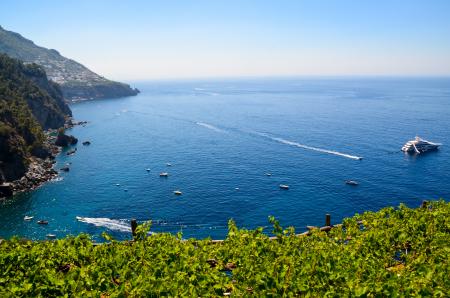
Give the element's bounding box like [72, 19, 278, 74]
[256, 132, 362, 160]
[76, 216, 131, 232]
[196, 122, 226, 133]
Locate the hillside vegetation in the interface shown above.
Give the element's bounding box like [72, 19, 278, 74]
[0, 25, 138, 100]
[0, 201, 448, 297]
[0, 54, 70, 183]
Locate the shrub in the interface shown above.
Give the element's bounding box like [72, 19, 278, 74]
[0, 200, 448, 296]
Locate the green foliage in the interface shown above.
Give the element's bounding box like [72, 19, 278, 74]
[0, 201, 449, 297]
[0, 120, 13, 136]
[0, 56, 46, 179]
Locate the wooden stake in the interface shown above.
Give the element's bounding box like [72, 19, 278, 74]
[421, 200, 428, 209]
[131, 219, 137, 238]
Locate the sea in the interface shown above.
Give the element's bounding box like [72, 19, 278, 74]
[1, 77, 449, 241]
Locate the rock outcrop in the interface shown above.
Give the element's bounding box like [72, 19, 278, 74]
[55, 129, 78, 147]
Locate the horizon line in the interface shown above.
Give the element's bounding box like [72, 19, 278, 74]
[121, 74, 450, 83]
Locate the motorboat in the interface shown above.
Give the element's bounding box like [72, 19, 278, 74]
[279, 184, 289, 190]
[173, 190, 182, 195]
[37, 220, 49, 225]
[345, 180, 359, 186]
[402, 136, 441, 154]
[160, 172, 169, 177]
[24, 216, 34, 221]
[46, 234, 56, 239]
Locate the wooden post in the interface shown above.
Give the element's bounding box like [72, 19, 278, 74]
[325, 214, 331, 227]
[131, 219, 137, 238]
[421, 200, 428, 209]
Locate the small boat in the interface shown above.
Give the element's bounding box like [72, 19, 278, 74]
[24, 216, 34, 221]
[46, 234, 57, 239]
[82, 141, 91, 146]
[37, 220, 49, 225]
[235, 187, 240, 191]
[115, 183, 120, 186]
[266, 173, 272, 176]
[146, 168, 151, 172]
[166, 163, 172, 167]
[402, 136, 441, 154]
[279, 184, 289, 190]
[173, 190, 182, 195]
[160, 172, 169, 177]
[345, 180, 359, 186]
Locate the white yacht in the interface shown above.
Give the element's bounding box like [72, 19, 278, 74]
[402, 136, 441, 154]
[279, 184, 289, 190]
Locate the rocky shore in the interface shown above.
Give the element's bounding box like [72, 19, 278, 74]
[0, 138, 60, 200]
[7, 157, 59, 197]
[0, 120, 85, 200]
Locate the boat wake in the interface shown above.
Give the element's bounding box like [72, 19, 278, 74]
[127, 112, 362, 160]
[196, 122, 226, 133]
[76, 216, 131, 233]
[256, 132, 363, 160]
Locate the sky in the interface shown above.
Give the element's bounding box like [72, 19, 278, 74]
[1, 0, 450, 80]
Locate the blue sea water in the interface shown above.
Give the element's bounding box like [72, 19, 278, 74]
[1, 77, 449, 241]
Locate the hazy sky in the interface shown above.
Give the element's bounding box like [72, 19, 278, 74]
[1, 0, 450, 80]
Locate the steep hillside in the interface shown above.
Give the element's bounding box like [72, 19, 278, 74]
[0, 54, 70, 185]
[0, 25, 139, 101]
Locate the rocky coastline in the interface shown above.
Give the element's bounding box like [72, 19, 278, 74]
[0, 140, 59, 200]
[0, 120, 85, 201]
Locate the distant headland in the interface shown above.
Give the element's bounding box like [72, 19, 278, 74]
[0, 25, 139, 101]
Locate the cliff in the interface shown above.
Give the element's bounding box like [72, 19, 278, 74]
[0, 25, 139, 101]
[0, 54, 70, 185]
